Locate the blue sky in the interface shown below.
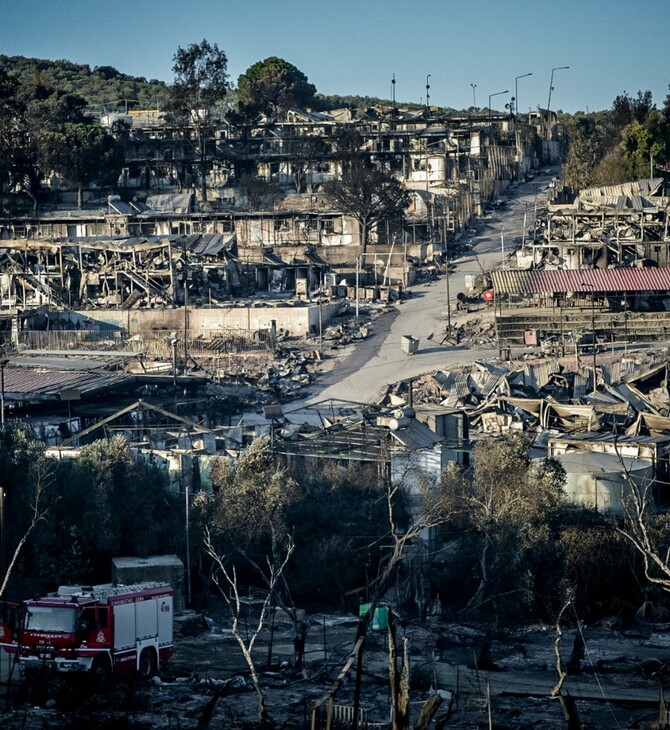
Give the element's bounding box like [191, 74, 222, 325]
[3, 0, 669, 113]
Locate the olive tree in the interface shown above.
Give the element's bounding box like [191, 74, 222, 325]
[440, 433, 566, 621]
[39, 121, 123, 209]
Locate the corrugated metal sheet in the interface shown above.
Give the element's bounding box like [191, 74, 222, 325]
[522, 361, 560, 392]
[390, 420, 441, 449]
[492, 268, 670, 295]
[185, 233, 235, 257]
[579, 178, 663, 199]
[602, 359, 639, 385]
[608, 382, 660, 415]
[4, 368, 131, 402]
[572, 371, 590, 400]
[555, 432, 669, 446]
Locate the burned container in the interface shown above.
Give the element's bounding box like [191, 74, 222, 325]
[401, 335, 419, 355]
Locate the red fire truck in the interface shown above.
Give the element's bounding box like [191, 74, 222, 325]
[0, 582, 173, 681]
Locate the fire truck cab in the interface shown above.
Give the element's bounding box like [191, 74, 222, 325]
[0, 582, 173, 681]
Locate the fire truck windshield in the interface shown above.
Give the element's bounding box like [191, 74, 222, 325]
[24, 605, 77, 633]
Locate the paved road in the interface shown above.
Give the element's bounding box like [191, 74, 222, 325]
[304, 172, 556, 405]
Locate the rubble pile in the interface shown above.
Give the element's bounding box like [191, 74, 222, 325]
[198, 347, 323, 406]
[387, 350, 670, 437]
[321, 320, 370, 345]
[451, 317, 497, 348]
[255, 348, 321, 400]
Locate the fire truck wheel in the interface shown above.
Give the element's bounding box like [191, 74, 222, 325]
[91, 655, 111, 685]
[138, 648, 157, 680]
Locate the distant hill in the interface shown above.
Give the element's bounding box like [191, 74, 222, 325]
[0, 55, 171, 113]
[0, 54, 454, 118]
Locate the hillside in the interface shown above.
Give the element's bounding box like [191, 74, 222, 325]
[0, 54, 445, 118]
[0, 54, 171, 113]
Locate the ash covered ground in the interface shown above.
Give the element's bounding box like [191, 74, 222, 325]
[3, 600, 670, 729]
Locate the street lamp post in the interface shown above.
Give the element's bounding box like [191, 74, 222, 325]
[547, 66, 569, 111]
[488, 89, 509, 113]
[470, 83, 477, 109]
[514, 73, 532, 116]
[0, 359, 8, 429]
[425, 74, 431, 113]
[580, 282, 597, 392]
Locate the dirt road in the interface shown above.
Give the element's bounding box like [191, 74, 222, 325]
[304, 172, 556, 405]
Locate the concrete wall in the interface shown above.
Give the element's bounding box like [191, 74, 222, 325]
[71, 301, 342, 338]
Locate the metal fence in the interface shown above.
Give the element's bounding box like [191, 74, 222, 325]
[18, 327, 275, 357]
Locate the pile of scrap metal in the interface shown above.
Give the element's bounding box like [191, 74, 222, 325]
[536, 178, 670, 270]
[213, 347, 324, 404]
[387, 355, 670, 438]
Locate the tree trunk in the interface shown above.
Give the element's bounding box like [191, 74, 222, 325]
[397, 637, 410, 730]
[199, 133, 208, 204]
[558, 691, 581, 730]
[77, 183, 83, 210]
[465, 537, 491, 611]
[360, 220, 369, 255]
[389, 614, 398, 728]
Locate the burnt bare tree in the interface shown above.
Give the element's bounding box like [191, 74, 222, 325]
[0, 456, 52, 598]
[324, 160, 409, 254]
[204, 529, 294, 726]
[167, 40, 229, 204]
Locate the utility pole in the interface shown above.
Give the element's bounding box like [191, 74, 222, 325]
[488, 89, 509, 113]
[0, 359, 8, 429]
[514, 73, 532, 118]
[445, 247, 451, 331]
[547, 66, 569, 111]
[355, 255, 360, 322]
[470, 83, 477, 109]
[581, 281, 597, 392]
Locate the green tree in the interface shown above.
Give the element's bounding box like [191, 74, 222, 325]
[441, 433, 566, 621]
[237, 56, 316, 119]
[166, 39, 229, 203]
[33, 437, 182, 584]
[324, 161, 409, 253]
[592, 146, 631, 185]
[562, 116, 603, 191]
[620, 119, 663, 179]
[0, 55, 170, 110]
[195, 437, 300, 725]
[0, 69, 21, 208]
[39, 121, 123, 208]
[202, 436, 299, 557]
[287, 459, 391, 605]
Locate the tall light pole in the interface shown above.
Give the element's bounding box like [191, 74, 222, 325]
[580, 282, 597, 392]
[0, 359, 8, 429]
[547, 66, 569, 111]
[514, 73, 532, 116]
[470, 83, 477, 109]
[425, 74, 431, 113]
[488, 89, 509, 113]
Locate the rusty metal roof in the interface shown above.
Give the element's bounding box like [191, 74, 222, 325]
[492, 268, 670, 295]
[4, 368, 132, 403]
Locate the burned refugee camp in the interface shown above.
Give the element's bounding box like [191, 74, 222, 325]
[2, 2, 670, 727]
